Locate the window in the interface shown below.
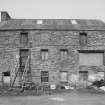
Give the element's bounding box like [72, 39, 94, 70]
[2, 71, 10, 83]
[41, 49, 48, 60]
[79, 51, 104, 66]
[60, 49, 68, 60]
[3, 71, 10, 76]
[79, 32, 87, 46]
[60, 71, 68, 82]
[20, 32, 28, 44]
[41, 71, 49, 83]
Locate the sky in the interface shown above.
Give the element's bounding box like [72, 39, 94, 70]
[0, 0, 105, 22]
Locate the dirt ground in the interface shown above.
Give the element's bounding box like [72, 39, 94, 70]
[0, 90, 105, 105]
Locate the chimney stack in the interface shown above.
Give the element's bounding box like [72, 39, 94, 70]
[1, 11, 11, 22]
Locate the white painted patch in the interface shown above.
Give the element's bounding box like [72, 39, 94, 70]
[50, 97, 64, 101]
[50, 84, 56, 90]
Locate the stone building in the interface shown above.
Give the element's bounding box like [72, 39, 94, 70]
[0, 11, 105, 88]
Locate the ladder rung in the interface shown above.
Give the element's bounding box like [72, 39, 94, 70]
[11, 56, 31, 88]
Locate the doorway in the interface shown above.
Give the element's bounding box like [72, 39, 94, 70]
[79, 71, 88, 88]
[19, 49, 29, 72]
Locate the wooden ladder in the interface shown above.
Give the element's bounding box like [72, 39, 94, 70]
[21, 56, 30, 89]
[11, 56, 30, 88]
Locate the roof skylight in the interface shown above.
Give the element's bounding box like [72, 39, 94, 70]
[37, 20, 43, 24]
[71, 20, 77, 24]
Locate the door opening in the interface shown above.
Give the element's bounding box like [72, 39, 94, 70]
[79, 71, 88, 88]
[19, 49, 29, 72]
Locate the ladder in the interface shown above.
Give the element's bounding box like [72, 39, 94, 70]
[21, 56, 30, 88]
[11, 56, 30, 88]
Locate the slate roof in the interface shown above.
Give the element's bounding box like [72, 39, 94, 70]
[0, 19, 105, 30]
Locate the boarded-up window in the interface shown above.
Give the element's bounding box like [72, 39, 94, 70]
[41, 49, 48, 60]
[41, 71, 49, 82]
[20, 32, 28, 44]
[60, 71, 68, 82]
[60, 49, 68, 60]
[79, 32, 87, 46]
[79, 52, 103, 66]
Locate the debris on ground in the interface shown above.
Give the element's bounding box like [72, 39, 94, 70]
[90, 79, 105, 92]
[92, 79, 105, 88]
[99, 86, 105, 91]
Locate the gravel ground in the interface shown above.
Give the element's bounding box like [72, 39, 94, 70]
[0, 89, 105, 105]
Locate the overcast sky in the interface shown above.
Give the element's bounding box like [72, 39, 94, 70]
[0, 0, 105, 22]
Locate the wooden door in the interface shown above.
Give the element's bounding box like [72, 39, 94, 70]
[79, 71, 88, 88]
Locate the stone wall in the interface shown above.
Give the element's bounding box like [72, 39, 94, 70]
[30, 30, 105, 86]
[0, 30, 105, 87]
